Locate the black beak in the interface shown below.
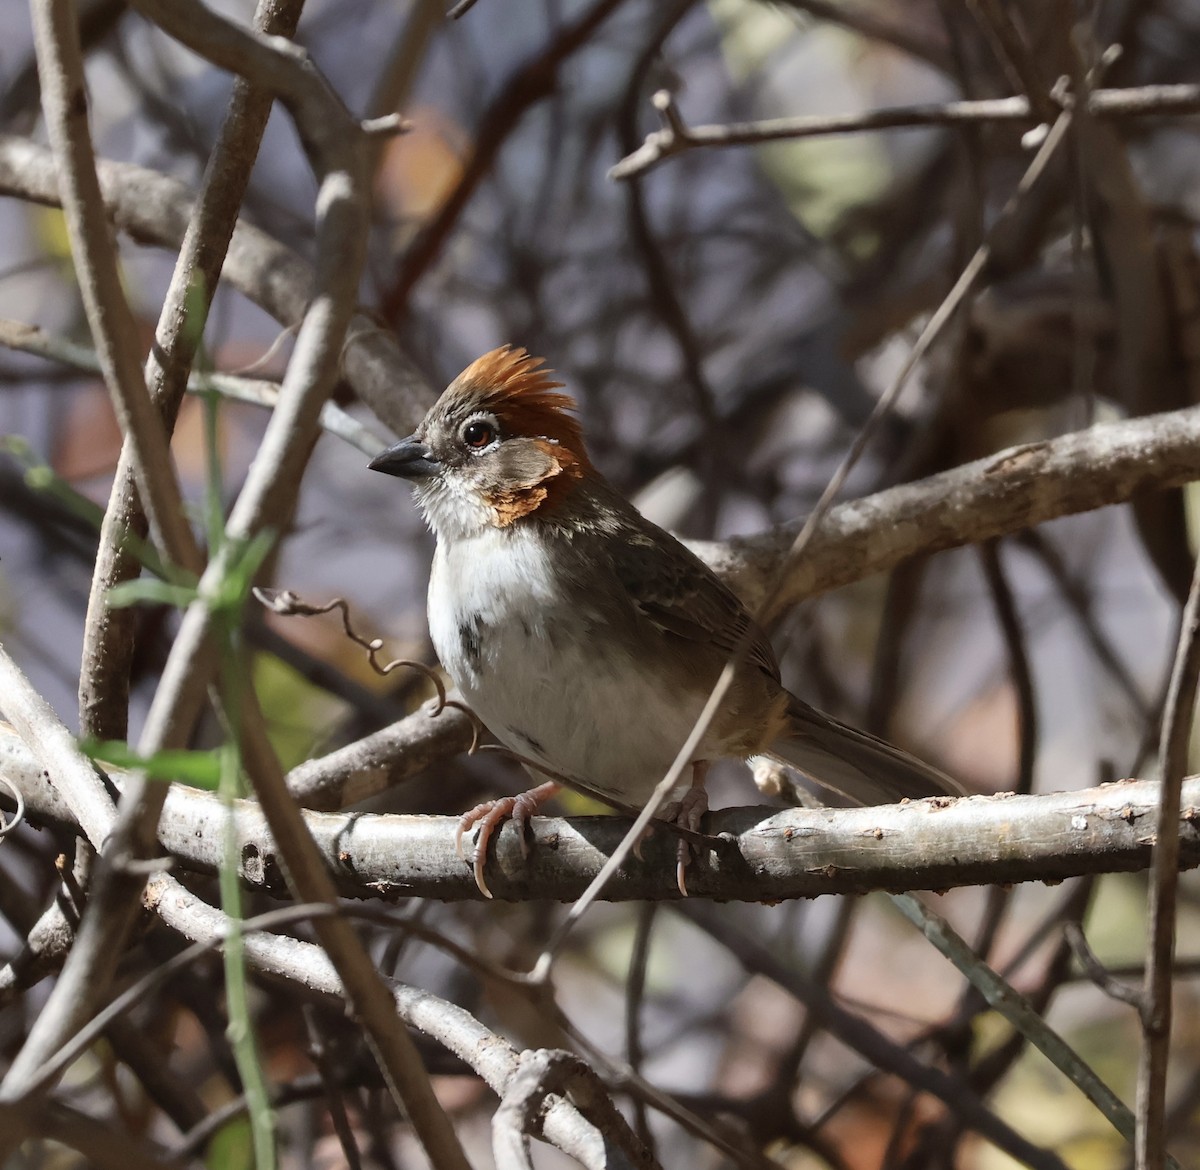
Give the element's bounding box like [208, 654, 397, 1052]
[368, 435, 441, 480]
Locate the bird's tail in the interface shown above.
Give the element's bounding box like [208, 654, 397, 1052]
[766, 696, 963, 806]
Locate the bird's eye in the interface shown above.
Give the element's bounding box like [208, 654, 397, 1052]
[461, 419, 496, 449]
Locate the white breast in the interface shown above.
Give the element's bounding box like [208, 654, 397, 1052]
[428, 526, 707, 805]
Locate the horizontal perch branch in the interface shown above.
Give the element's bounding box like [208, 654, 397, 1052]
[2, 725, 1191, 902]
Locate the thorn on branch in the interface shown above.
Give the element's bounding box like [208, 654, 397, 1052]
[651, 87, 688, 140]
[608, 88, 693, 181]
[53, 853, 85, 927]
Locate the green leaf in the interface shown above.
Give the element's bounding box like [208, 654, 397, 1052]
[211, 530, 277, 618]
[106, 578, 199, 610]
[80, 738, 223, 790]
[204, 1115, 255, 1170]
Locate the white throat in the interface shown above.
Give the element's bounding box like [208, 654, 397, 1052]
[412, 475, 496, 541]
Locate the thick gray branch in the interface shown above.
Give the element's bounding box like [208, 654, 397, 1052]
[134, 778, 1200, 902]
[699, 405, 1200, 617]
[4, 728, 1193, 901]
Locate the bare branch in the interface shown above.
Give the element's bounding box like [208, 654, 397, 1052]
[236, 692, 474, 1170]
[894, 894, 1165, 1166]
[0, 647, 118, 852]
[146, 778, 1200, 903]
[685, 900, 1069, 1170]
[610, 83, 1200, 180]
[381, 0, 631, 321]
[5, 727, 1196, 901]
[29, 0, 201, 578]
[702, 403, 1200, 619]
[78, 0, 305, 743]
[0, 133, 433, 433]
[1136, 553, 1200, 1168]
[285, 701, 477, 811]
[1, 0, 384, 1118]
[144, 875, 638, 1170]
[965, 0, 1057, 122]
[1064, 922, 1143, 1008]
[0, 317, 383, 454]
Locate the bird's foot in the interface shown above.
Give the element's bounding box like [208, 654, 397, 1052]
[456, 781, 562, 898]
[659, 780, 709, 898]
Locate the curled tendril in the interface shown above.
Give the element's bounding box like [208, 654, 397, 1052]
[0, 774, 25, 840]
[252, 587, 486, 749]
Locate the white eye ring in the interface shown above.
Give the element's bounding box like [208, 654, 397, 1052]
[460, 415, 498, 451]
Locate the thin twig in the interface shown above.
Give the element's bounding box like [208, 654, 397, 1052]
[1016, 531, 1153, 722]
[0, 134, 435, 436]
[13, 903, 341, 1099]
[362, 0, 440, 176]
[78, 0, 305, 744]
[1064, 922, 1143, 1008]
[1136, 553, 1200, 1169]
[381, 0, 630, 321]
[610, 83, 1200, 180]
[234, 686, 473, 1170]
[965, 0, 1056, 122]
[303, 1006, 365, 1170]
[893, 893, 1180, 1169]
[685, 902, 1069, 1170]
[0, 646, 120, 853]
[624, 902, 657, 1153]
[145, 873, 634, 1169]
[790, 0, 953, 71]
[979, 540, 1038, 794]
[0, 0, 383, 1121]
[0, 317, 385, 455]
[709, 400, 1200, 620]
[616, 2, 717, 445]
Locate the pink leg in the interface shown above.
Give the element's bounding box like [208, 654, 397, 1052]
[456, 781, 562, 898]
[659, 761, 710, 897]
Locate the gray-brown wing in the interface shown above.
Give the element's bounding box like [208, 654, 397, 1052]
[608, 524, 781, 682]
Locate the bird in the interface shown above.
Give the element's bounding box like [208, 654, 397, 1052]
[369, 345, 961, 896]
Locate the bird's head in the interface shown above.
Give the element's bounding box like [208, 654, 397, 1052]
[369, 345, 592, 539]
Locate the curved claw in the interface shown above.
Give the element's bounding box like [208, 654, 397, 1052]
[666, 769, 709, 898]
[455, 782, 562, 898]
[474, 843, 493, 900]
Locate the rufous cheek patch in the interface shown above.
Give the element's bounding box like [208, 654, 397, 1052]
[484, 439, 584, 526]
[487, 467, 560, 526]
